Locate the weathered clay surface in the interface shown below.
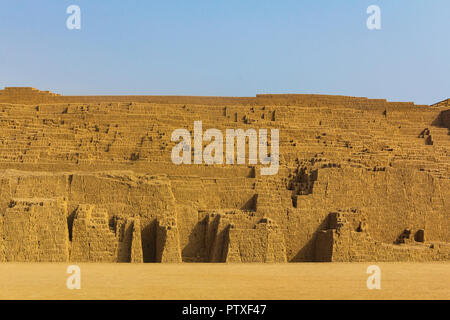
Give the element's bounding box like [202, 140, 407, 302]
[0, 87, 448, 262]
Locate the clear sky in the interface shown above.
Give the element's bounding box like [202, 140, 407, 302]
[0, 0, 448, 104]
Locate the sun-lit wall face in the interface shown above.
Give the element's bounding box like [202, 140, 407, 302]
[0, 92, 448, 264]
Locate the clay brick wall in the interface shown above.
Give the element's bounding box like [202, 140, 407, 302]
[225, 219, 287, 263]
[316, 211, 450, 262]
[0, 89, 448, 262]
[0, 198, 68, 262]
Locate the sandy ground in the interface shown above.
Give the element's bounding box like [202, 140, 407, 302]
[0, 262, 448, 300]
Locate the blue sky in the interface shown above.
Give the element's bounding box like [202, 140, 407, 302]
[0, 0, 448, 104]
